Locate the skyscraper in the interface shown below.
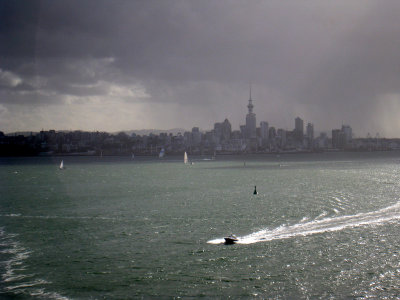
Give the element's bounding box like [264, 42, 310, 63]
[306, 123, 314, 140]
[191, 127, 201, 146]
[341, 125, 352, 144]
[332, 129, 343, 149]
[245, 86, 256, 139]
[260, 121, 269, 140]
[294, 117, 304, 142]
[221, 119, 232, 141]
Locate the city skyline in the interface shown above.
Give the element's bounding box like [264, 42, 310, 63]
[0, 85, 393, 156]
[0, 88, 366, 141]
[2, 1, 400, 137]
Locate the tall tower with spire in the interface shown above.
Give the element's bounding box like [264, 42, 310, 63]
[245, 85, 256, 139]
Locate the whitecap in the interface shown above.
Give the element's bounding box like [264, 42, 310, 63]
[0, 227, 70, 299]
[208, 202, 400, 245]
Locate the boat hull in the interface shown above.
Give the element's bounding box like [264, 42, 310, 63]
[224, 237, 238, 245]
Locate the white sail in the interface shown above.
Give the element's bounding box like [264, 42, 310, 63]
[184, 152, 188, 164]
[159, 148, 165, 158]
[59, 160, 64, 169]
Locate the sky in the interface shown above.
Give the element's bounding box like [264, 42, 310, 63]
[2, 1, 400, 137]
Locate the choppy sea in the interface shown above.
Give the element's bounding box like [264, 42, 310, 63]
[0, 152, 399, 298]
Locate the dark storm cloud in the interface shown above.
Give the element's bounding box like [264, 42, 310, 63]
[0, 0, 122, 104]
[2, 0, 400, 134]
[2, 0, 317, 83]
[0, 0, 118, 59]
[0, 0, 41, 58]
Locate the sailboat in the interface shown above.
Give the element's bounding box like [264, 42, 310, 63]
[59, 160, 65, 170]
[184, 151, 188, 164]
[159, 148, 165, 158]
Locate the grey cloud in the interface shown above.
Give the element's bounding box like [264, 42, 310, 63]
[0, 57, 124, 104]
[2, 0, 400, 135]
[0, 0, 41, 58]
[293, 2, 400, 134]
[0, 69, 22, 87]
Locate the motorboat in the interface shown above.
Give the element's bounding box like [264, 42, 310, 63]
[224, 234, 238, 245]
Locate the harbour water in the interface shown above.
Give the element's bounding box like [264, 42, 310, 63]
[0, 152, 399, 298]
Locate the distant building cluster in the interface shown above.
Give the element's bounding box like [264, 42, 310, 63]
[194, 90, 399, 154]
[1, 90, 400, 156]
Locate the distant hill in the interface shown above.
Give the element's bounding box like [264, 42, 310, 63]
[121, 128, 188, 136]
[5, 128, 189, 137]
[5, 131, 39, 137]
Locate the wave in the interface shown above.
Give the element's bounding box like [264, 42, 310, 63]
[208, 202, 400, 244]
[0, 227, 70, 300]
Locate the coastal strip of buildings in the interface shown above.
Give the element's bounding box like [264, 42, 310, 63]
[1, 90, 399, 156]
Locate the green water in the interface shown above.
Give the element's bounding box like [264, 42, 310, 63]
[0, 153, 399, 299]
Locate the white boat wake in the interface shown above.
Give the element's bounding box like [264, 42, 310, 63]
[208, 202, 400, 244]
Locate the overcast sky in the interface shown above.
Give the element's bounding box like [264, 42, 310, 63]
[2, 1, 400, 137]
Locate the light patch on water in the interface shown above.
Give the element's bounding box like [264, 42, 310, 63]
[299, 216, 310, 223]
[208, 202, 400, 245]
[5, 279, 50, 291]
[0, 214, 116, 221]
[30, 289, 71, 300]
[314, 211, 328, 220]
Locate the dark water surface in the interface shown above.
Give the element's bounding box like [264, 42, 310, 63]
[0, 153, 399, 298]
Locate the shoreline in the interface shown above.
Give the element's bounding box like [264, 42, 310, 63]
[1, 149, 400, 158]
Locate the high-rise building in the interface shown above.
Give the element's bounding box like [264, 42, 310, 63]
[245, 86, 256, 139]
[260, 121, 269, 140]
[268, 127, 277, 149]
[332, 125, 352, 149]
[341, 125, 352, 143]
[295, 117, 303, 134]
[221, 119, 232, 141]
[332, 129, 344, 149]
[191, 127, 201, 146]
[213, 122, 222, 139]
[268, 127, 276, 139]
[294, 117, 304, 142]
[277, 129, 286, 147]
[306, 123, 314, 140]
